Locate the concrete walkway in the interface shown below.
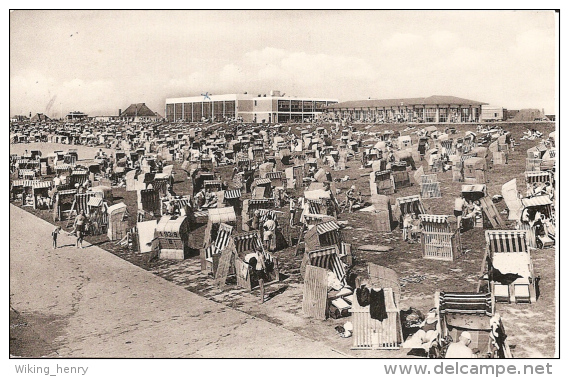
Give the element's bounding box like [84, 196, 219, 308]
[10, 205, 346, 358]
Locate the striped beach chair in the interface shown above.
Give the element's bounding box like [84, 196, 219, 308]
[479, 230, 536, 304]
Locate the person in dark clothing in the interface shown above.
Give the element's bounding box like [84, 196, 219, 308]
[356, 285, 371, 307]
[370, 289, 388, 321]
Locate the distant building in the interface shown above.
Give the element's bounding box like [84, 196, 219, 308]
[10, 115, 29, 123]
[66, 111, 88, 120]
[165, 90, 338, 123]
[325, 95, 487, 123]
[545, 114, 555, 122]
[510, 109, 548, 122]
[119, 103, 162, 122]
[480, 105, 507, 122]
[505, 110, 519, 120]
[30, 113, 51, 122]
[92, 115, 120, 122]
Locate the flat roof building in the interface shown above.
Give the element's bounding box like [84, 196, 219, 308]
[165, 90, 338, 123]
[325, 95, 487, 123]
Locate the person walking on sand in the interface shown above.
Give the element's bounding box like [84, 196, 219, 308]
[245, 247, 267, 303]
[74, 210, 87, 249]
[52, 226, 61, 249]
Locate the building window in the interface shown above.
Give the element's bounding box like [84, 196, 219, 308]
[183, 103, 192, 121]
[303, 101, 313, 112]
[461, 108, 470, 122]
[425, 108, 436, 122]
[174, 103, 183, 121]
[314, 101, 326, 110]
[415, 108, 423, 120]
[278, 100, 290, 112]
[192, 102, 202, 121]
[290, 100, 302, 112]
[278, 113, 290, 123]
[254, 100, 257, 106]
[213, 101, 224, 120]
[439, 108, 448, 123]
[224, 101, 235, 118]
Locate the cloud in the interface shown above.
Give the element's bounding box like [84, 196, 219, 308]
[381, 33, 423, 49]
[160, 47, 377, 99]
[429, 30, 459, 48]
[10, 70, 116, 116]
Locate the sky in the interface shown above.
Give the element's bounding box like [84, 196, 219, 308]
[10, 10, 558, 117]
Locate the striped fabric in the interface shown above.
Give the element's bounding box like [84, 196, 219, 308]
[224, 189, 241, 199]
[248, 198, 271, 207]
[264, 171, 285, 179]
[87, 197, 103, 207]
[58, 189, 78, 196]
[391, 161, 407, 170]
[439, 292, 493, 316]
[307, 246, 346, 284]
[374, 170, 392, 178]
[396, 194, 422, 204]
[419, 214, 449, 224]
[521, 195, 552, 207]
[254, 178, 272, 186]
[461, 154, 476, 162]
[396, 195, 425, 216]
[316, 220, 340, 235]
[71, 169, 89, 176]
[18, 169, 36, 179]
[525, 171, 551, 183]
[203, 180, 223, 191]
[461, 184, 487, 194]
[204, 224, 233, 260]
[153, 178, 169, 197]
[548, 149, 556, 158]
[421, 174, 438, 184]
[32, 181, 52, 189]
[420, 182, 442, 199]
[233, 231, 263, 253]
[308, 201, 323, 215]
[485, 230, 528, 253]
[303, 213, 333, 226]
[75, 193, 97, 214]
[55, 164, 73, 171]
[11, 179, 43, 188]
[162, 196, 193, 213]
[257, 209, 276, 223]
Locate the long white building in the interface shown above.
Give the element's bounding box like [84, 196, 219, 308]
[165, 90, 337, 123]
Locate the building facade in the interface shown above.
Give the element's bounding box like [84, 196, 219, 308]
[119, 103, 162, 122]
[165, 91, 338, 123]
[325, 95, 487, 123]
[480, 105, 507, 122]
[66, 111, 88, 121]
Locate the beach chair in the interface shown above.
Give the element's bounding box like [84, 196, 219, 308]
[478, 230, 537, 304]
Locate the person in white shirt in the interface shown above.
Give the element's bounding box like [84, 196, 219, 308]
[263, 215, 277, 252]
[445, 331, 476, 358]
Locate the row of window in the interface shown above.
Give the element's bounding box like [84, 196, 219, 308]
[166, 101, 237, 121]
[333, 107, 479, 122]
[277, 100, 335, 112]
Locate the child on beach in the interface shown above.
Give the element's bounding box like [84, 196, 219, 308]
[52, 226, 61, 249]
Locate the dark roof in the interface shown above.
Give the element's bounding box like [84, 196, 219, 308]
[120, 103, 158, 117]
[30, 113, 51, 122]
[326, 95, 487, 109]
